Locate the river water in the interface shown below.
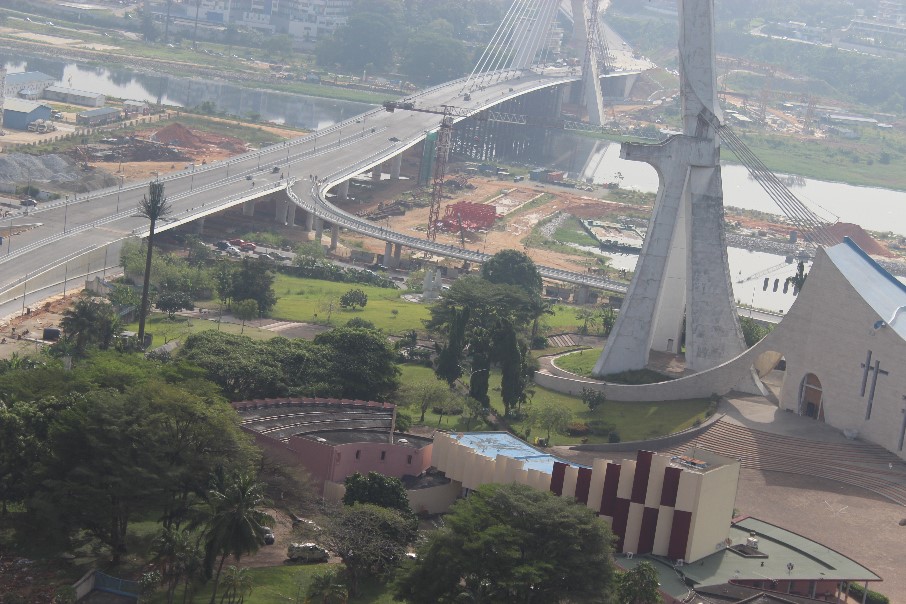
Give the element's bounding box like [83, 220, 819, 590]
[2, 55, 374, 130]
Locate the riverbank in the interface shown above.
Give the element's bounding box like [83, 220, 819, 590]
[578, 125, 906, 192]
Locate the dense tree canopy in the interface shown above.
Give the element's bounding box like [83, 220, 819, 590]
[0, 352, 257, 563]
[316, 0, 505, 84]
[480, 249, 543, 296]
[342, 472, 413, 518]
[323, 503, 416, 596]
[395, 483, 616, 603]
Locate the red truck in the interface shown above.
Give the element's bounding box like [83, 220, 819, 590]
[228, 238, 257, 252]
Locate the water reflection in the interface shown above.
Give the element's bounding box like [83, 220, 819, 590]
[2, 55, 374, 130]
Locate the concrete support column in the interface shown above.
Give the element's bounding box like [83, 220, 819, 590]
[384, 241, 393, 265]
[304, 211, 314, 232]
[242, 200, 255, 217]
[330, 224, 339, 250]
[286, 203, 297, 226]
[391, 243, 402, 268]
[575, 286, 589, 305]
[314, 217, 324, 243]
[371, 164, 382, 181]
[194, 216, 205, 235]
[275, 198, 288, 224]
[338, 179, 350, 200]
[390, 155, 402, 180]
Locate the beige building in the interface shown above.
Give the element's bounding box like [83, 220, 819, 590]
[432, 432, 740, 563]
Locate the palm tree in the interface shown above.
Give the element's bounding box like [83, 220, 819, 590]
[219, 566, 254, 604]
[153, 527, 201, 604]
[786, 260, 808, 295]
[307, 569, 348, 604]
[137, 180, 172, 348]
[203, 473, 272, 604]
[60, 298, 120, 355]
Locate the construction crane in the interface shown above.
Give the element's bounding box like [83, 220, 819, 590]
[736, 261, 794, 284]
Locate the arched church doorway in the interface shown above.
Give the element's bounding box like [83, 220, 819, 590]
[798, 373, 824, 421]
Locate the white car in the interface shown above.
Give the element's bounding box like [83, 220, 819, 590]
[287, 543, 328, 562]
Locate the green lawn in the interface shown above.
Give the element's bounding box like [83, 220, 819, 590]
[397, 363, 709, 445]
[123, 313, 278, 345]
[553, 347, 602, 377]
[145, 564, 396, 604]
[271, 275, 430, 333]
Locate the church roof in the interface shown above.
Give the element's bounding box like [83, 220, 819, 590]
[825, 237, 906, 341]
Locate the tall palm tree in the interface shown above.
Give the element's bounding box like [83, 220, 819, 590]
[307, 569, 348, 604]
[137, 180, 172, 348]
[203, 473, 272, 604]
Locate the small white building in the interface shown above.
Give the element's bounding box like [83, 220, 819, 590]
[43, 86, 106, 108]
[4, 71, 56, 99]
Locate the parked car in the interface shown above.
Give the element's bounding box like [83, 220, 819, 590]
[214, 240, 230, 250]
[269, 252, 290, 262]
[225, 246, 242, 257]
[262, 527, 275, 545]
[287, 543, 328, 563]
[20, 198, 37, 207]
[389, 136, 400, 142]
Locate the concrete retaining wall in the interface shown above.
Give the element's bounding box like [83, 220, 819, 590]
[568, 413, 724, 453]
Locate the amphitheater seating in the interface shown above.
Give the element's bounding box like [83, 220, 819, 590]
[235, 399, 395, 443]
[665, 420, 906, 506]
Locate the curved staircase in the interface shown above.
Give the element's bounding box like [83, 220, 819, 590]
[667, 420, 906, 506]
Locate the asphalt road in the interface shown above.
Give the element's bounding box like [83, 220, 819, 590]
[2, 69, 637, 318]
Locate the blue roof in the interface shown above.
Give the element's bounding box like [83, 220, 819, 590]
[826, 238, 906, 341]
[450, 432, 586, 475]
[7, 71, 55, 86]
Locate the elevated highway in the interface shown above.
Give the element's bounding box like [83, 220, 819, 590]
[0, 69, 630, 316]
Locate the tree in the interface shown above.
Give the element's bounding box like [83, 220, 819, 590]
[152, 527, 203, 604]
[156, 290, 195, 319]
[138, 181, 172, 347]
[576, 307, 599, 335]
[480, 249, 542, 296]
[220, 565, 255, 604]
[740, 316, 772, 347]
[322, 503, 415, 596]
[204, 473, 272, 604]
[313, 326, 400, 400]
[786, 260, 808, 294]
[398, 377, 451, 423]
[401, 27, 469, 85]
[581, 387, 607, 411]
[527, 402, 573, 442]
[233, 299, 259, 334]
[60, 298, 120, 355]
[107, 284, 140, 309]
[434, 306, 468, 388]
[306, 568, 348, 604]
[213, 260, 235, 324]
[343, 472, 412, 517]
[339, 288, 368, 310]
[395, 483, 615, 603]
[617, 561, 663, 604]
[230, 258, 277, 316]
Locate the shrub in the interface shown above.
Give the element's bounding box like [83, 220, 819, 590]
[566, 422, 590, 436]
[608, 431, 621, 443]
[848, 584, 889, 604]
[432, 405, 463, 415]
[587, 419, 616, 436]
[603, 369, 672, 385]
[531, 335, 548, 349]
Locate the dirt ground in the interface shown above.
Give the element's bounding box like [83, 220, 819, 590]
[0, 293, 74, 360]
[336, 175, 636, 273]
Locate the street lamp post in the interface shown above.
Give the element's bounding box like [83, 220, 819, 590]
[63, 195, 69, 234]
[116, 175, 124, 213]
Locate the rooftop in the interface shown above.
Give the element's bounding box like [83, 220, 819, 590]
[77, 107, 122, 117]
[6, 71, 55, 86]
[826, 238, 906, 341]
[46, 85, 105, 99]
[3, 98, 51, 114]
[675, 517, 881, 588]
[450, 432, 586, 475]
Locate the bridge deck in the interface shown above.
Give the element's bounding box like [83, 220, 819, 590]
[0, 69, 629, 313]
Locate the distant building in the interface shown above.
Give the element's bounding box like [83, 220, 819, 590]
[44, 86, 106, 108]
[4, 71, 56, 99]
[76, 106, 122, 126]
[286, 0, 353, 48]
[123, 100, 150, 116]
[3, 98, 53, 131]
